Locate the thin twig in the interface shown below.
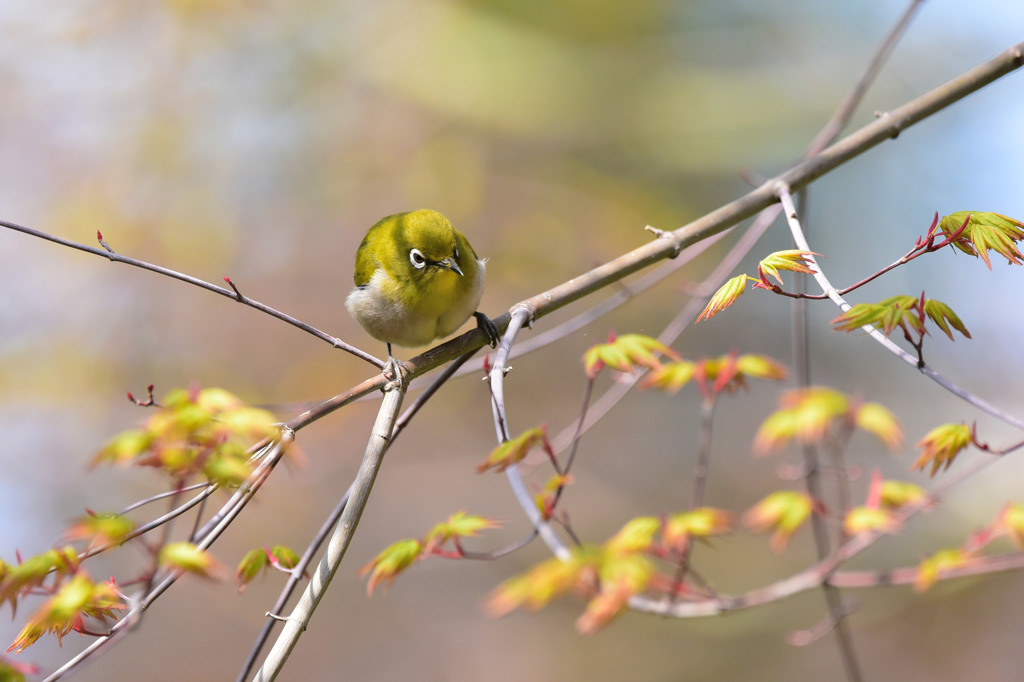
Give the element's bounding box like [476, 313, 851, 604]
[486, 307, 573, 561]
[691, 397, 717, 509]
[449, 230, 728, 379]
[44, 435, 290, 681]
[7, 41, 1021, 441]
[550, 210, 776, 455]
[392, 348, 481, 442]
[253, 386, 405, 681]
[776, 187, 1024, 431]
[629, 455, 998, 618]
[789, 188, 863, 681]
[0, 220, 380, 367]
[802, 0, 927, 156]
[236, 486, 353, 682]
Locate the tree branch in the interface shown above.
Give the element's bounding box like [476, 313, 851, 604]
[253, 385, 406, 681]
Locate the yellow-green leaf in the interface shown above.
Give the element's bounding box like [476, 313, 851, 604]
[758, 249, 818, 285]
[64, 513, 135, 548]
[854, 402, 903, 450]
[159, 542, 224, 579]
[940, 211, 1024, 269]
[744, 490, 816, 552]
[360, 539, 423, 595]
[477, 426, 548, 473]
[697, 274, 749, 322]
[604, 516, 660, 556]
[844, 506, 900, 536]
[915, 548, 972, 591]
[879, 480, 928, 509]
[663, 508, 733, 550]
[922, 299, 971, 341]
[640, 360, 696, 394]
[914, 423, 972, 476]
[235, 548, 269, 591]
[582, 333, 678, 378]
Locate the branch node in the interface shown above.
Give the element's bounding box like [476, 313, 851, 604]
[509, 303, 536, 329]
[645, 225, 682, 258]
[223, 276, 243, 301]
[96, 231, 116, 257]
[127, 384, 157, 407]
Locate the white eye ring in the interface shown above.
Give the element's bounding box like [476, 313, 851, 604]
[409, 248, 427, 269]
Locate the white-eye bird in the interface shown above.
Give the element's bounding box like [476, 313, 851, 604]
[346, 209, 499, 377]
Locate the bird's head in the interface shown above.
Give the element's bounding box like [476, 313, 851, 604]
[392, 209, 465, 281]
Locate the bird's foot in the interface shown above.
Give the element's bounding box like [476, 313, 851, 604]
[382, 355, 409, 390]
[474, 311, 500, 348]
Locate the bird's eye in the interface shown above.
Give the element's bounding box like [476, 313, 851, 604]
[409, 248, 427, 269]
[453, 247, 459, 261]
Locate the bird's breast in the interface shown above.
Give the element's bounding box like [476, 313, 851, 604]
[345, 261, 485, 347]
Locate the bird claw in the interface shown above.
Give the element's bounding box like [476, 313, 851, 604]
[382, 355, 409, 389]
[474, 311, 500, 348]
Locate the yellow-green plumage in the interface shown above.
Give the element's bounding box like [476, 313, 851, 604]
[346, 209, 494, 351]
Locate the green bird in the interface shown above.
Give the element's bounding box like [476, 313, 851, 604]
[346, 209, 499, 378]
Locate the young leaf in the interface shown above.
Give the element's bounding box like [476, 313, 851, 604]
[0, 547, 79, 616]
[158, 542, 225, 580]
[92, 387, 281, 483]
[844, 506, 901, 536]
[476, 426, 548, 473]
[577, 554, 654, 634]
[425, 512, 500, 548]
[268, 546, 300, 570]
[914, 423, 972, 476]
[753, 387, 849, 454]
[663, 508, 734, 551]
[360, 539, 424, 595]
[922, 299, 971, 341]
[91, 430, 154, 466]
[7, 574, 123, 653]
[639, 360, 696, 394]
[697, 274, 749, 322]
[582, 333, 679, 378]
[831, 295, 921, 337]
[64, 513, 135, 549]
[757, 249, 818, 286]
[734, 354, 788, 382]
[752, 408, 799, 454]
[604, 517, 660, 556]
[939, 211, 1024, 268]
[202, 443, 255, 487]
[914, 548, 974, 592]
[535, 474, 573, 519]
[854, 402, 903, 450]
[879, 480, 928, 510]
[997, 503, 1024, 549]
[743, 490, 817, 552]
[235, 548, 269, 592]
[487, 549, 598, 616]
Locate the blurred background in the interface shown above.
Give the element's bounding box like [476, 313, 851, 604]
[2, 1, 1024, 680]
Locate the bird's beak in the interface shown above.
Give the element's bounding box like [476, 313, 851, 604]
[439, 257, 464, 276]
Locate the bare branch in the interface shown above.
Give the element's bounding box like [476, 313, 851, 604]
[254, 386, 405, 680]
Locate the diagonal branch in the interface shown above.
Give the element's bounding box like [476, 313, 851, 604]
[253, 383, 406, 681]
[5, 42, 1021, 427]
[0, 220, 380, 367]
[776, 187, 1024, 431]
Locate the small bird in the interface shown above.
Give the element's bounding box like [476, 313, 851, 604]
[346, 209, 499, 379]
